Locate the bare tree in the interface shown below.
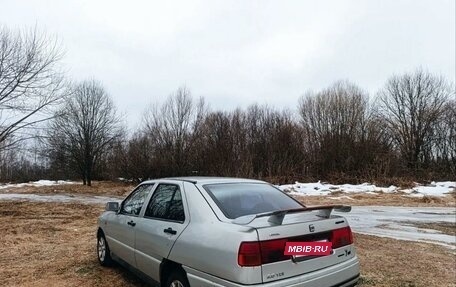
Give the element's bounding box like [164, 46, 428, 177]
[241, 104, 305, 180]
[197, 111, 235, 175]
[123, 132, 156, 181]
[299, 81, 374, 178]
[378, 70, 452, 169]
[0, 26, 64, 151]
[299, 82, 368, 143]
[143, 86, 206, 176]
[47, 80, 121, 186]
[431, 100, 456, 176]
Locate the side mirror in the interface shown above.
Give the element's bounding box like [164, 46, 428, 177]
[105, 202, 120, 212]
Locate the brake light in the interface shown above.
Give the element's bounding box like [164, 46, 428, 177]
[331, 227, 353, 248]
[238, 239, 291, 267]
[260, 239, 291, 264]
[238, 242, 261, 266]
[238, 228, 352, 267]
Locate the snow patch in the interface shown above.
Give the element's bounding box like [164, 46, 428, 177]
[328, 195, 355, 201]
[0, 180, 78, 190]
[279, 181, 455, 197]
[403, 181, 456, 197]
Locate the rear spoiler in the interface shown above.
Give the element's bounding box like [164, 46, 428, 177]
[232, 205, 351, 225]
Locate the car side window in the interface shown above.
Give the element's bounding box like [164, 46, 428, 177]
[121, 184, 154, 216]
[144, 184, 185, 222]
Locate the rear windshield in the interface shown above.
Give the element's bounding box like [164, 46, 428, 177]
[203, 183, 303, 219]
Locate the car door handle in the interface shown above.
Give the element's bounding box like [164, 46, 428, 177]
[127, 220, 136, 227]
[163, 227, 177, 235]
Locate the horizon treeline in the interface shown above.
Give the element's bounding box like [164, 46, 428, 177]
[2, 75, 455, 186]
[0, 27, 455, 186]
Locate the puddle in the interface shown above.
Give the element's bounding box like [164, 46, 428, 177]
[335, 206, 456, 249]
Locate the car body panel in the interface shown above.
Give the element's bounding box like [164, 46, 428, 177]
[248, 213, 353, 281]
[184, 255, 359, 287]
[102, 212, 137, 266]
[134, 181, 190, 280]
[100, 183, 156, 268]
[168, 182, 263, 284]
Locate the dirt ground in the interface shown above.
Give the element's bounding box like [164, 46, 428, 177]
[0, 201, 455, 287]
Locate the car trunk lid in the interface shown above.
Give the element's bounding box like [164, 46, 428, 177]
[235, 206, 356, 283]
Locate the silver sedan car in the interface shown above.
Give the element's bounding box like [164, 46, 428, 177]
[97, 177, 359, 287]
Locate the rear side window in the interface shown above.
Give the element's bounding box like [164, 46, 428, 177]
[204, 183, 303, 219]
[144, 184, 185, 222]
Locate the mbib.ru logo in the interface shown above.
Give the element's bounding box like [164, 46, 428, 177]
[284, 242, 332, 256]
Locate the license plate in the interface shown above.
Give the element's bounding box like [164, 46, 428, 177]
[284, 239, 332, 259]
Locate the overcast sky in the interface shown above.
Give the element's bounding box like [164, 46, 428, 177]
[1, 0, 454, 127]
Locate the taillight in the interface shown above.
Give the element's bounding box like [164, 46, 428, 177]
[238, 239, 291, 267]
[331, 227, 353, 249]
[238, 228, 350, 267]
[260, 239, 291, 264]
[238, 242, 261, 267]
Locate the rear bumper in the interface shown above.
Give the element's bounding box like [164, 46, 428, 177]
[185, 255, 360, 287]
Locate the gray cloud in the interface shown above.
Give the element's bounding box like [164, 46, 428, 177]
[1, 0, 454, 127]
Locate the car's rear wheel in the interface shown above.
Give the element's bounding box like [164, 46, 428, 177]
[166, 270, 190, 287]
[97, 232, 113, 266]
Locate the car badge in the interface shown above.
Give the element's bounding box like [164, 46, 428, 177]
[309, 224, 315, 232]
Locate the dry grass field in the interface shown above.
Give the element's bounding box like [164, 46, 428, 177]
[0, 201, 146, 287]
[0, 200, 455, 287]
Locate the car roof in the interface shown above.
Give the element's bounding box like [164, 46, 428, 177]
[141, 176, 266, 185]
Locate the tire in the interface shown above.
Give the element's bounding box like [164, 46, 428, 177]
[97, 232, 113, 266]
[165, 270, 190, 287]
